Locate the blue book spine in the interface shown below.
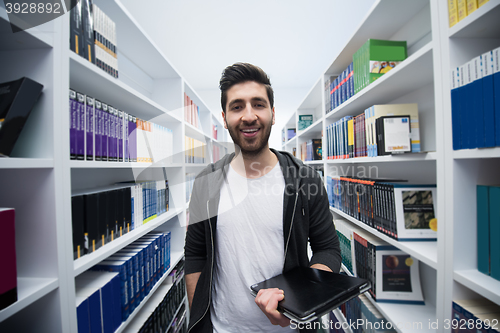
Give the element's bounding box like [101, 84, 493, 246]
[100, 281, 114, 333]
[494, 47, 500, 146]
[102, 104, 109, 161]
[477, 185, 490, 275]
[110, 275, 122, 331]
[95, 102, 102, 160]
[482, 51, 495, 147]
[459, 66, 469, 149]
[70, 90, 77, 159]
[76, 92, 85, 159]
[489, 186, 500, 280]
[473, 56, 485, 148]
[76, 298, 90, 333]
[85, 96, 94, 160]
[451, 68, 462, 150]
[93, 263, 129, 321]
[466, 62, 476, 148]
[87, 291, 101, 333]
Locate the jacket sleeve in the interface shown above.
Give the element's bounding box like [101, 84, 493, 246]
[307, 174, 342, 273]
[184, 174, 208, 275]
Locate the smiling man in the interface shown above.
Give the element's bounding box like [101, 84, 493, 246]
[184, 63, 341, 333]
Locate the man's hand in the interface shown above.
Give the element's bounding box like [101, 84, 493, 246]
[254, 288, 291, 327]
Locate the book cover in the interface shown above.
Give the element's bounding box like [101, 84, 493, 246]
[376, 116, 411, 155]
[466, 0, 478, 15]
[312, 138, 322, 160]
[298, 114, 313, 131]
[76, 92, 86, 160]
[489, 186, 500, 280]
[482, 51, 495, 147]
[477, 185, 490, 275]
[69, 0, 83, 56]
[377, 249, 424, 304]
[457, 0, 467, 21]
[71, 196, 85, 260]
[478, 0, 490, 6]
[390, 184, 438, 240]
[451, 68, 462, 150]
[494, 47, 500, 147]
[0, 77, 43, 157]
[101, 102, 109, 161]
[70, 89, 78, 159]
[448, 0, 459, 27]
[81, 0, 95, 64]
[287, 128, 296, 140]
[0, 208, 17, 311]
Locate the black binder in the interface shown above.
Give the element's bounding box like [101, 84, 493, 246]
[250, 267, 370, 323]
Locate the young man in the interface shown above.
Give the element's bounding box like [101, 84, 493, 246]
[184, 63, 341, 332]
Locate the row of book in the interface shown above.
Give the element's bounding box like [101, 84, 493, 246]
[336, 219, 425, 304]
[325, 103, 421, 160]
[448, 0, 490, 27]
[353, 39, 407, 95]
[451, 47, 500, 150]
[300, 139, 322, 161]
[70, 1, 119, 78]
[71, 181, 170, 260]
[134, 261, 187, 333]
[0, 208, 16, 311]
[184, 136, 206, 164]
[477, 185, 500, 282]
[76, 232, 171, 329]
[69, 89, 174, 163]
[184, 93, 201, 129]
[451, 299, 500, 333]
[325, 63, 354, 113]
[327, 176, 437, 240]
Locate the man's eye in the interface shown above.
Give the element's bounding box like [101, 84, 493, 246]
[232, 106, 241, 110]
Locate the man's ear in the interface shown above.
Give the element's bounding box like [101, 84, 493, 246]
[272, 107, 275, 125]
[222, 111, 227, 129]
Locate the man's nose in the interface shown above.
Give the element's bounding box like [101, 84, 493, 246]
[241, 103, 257, 122]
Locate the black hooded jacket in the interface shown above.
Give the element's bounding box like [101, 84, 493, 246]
[184, 149, 341, 332]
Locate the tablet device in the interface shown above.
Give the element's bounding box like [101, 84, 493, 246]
[250, 267, 370, 323]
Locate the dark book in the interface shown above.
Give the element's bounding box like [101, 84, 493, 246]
[81, 0, 95, 64]
[71, 196, 85, 259]
[0, 208, 17, 310]
[69, 0, 83, 56]
[250, 267, 370, 323]
[0, 77, 43, 157]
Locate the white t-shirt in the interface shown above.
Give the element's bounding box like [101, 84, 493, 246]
[211, 162, 295, 333]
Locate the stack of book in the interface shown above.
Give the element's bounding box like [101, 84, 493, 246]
[328, 176, 437, 241]
[90, 232, 171, 322]
[71, 182, 170, 259]
[69, 1, 118, 78]
[448, 0, 490, 27]
[184, 93, 201, 129]
[135, 260, 187, 333]
[325, 63, 354, 113]
[353, 229, 424, 304]
[0, 208, 17, 311]
[325, 104, 421, 159]
[184, 136, 206, 164]
[75, 271, 121, 333]
[451, 47, 500, 150]
[451, 298, 500, 332]
[477, 185, 500, 282]
[353, 39, 407, 94]
[300, 139, 322, 161]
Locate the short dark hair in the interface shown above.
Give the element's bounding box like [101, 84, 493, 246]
[219, 63, 274, 113]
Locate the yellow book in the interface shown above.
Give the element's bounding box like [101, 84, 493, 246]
[347, 119, 354, 158]
[457, 0, 467, 21]
[448, 0, 458, 27]
[466, 0, 478, 15]
[477, 0, 489, 7]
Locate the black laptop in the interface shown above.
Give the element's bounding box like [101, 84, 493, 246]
[250, 267, 370, 323]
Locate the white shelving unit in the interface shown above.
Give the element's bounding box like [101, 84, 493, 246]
[282, 0, 500, 331]
[0, 0, 226, 331]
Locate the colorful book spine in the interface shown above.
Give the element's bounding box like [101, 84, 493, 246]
[85, 95, 94, 160]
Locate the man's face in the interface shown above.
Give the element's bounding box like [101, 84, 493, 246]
[222, 81, 275, 156]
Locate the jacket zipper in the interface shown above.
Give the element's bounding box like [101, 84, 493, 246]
[283, 192, 299, 268]
[188, 200, 214, 332]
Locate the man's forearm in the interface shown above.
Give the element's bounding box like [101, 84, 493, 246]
[186, 272, 201, 309]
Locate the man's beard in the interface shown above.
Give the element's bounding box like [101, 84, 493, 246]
[226, 119, 273, 157]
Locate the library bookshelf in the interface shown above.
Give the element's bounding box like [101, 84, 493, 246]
[282, 0, 500, 332]
[0, 0, 227, 332]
